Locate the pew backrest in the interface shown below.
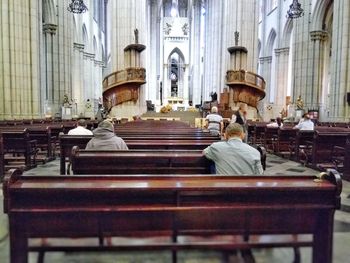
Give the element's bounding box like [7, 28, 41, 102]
[2, 169, 342, 263]
[0, 134, 3, 180]
[71, 147, 214, 174]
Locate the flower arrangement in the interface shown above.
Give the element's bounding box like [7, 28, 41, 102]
[160, 104, 172, 113]
[187, 106, 198, 112]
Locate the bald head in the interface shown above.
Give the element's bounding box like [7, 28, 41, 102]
[225, 123, 244, 140]
[77, 119, 87, 127]
[211, 106, 218, 113]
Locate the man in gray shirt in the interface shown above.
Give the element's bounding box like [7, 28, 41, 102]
[203, 123, 263, 175]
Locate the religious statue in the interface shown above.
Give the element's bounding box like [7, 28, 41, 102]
[164, 22, 172, 35]
[280, 108, 287, 118]
[296, 95, 304, 110]
[134, 28, 139, 44]
[63, 94, 70, 106]
[234, 31, 240, 46]
[182, 23, 189, 35]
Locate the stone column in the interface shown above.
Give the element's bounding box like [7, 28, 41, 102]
[329, 0, 350, 121]
[223, 0, 258, 72]
[203, 0, 224, 101]
[83, 52, 96, 105]
[145, 0, 158, 104]
[274, 47, 290, 112]
[0, 0, 41, 119]
[309, 31, 328, 109]
[72, 43, 85, 115]
[107, 0, 148, 117]
[43, 24, 58, 115]
[108, 0, 147, 71]
[190, 0, 202, 106]
[259, 56, 272, 120]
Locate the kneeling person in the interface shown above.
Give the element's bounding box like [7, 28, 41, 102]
[203, 123, 263, 175]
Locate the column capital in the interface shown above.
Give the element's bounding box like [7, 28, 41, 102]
[83, 52, 95, 60]
[274, 47, 289, 56]
[310, 30, 328, 41]
[43, 23, 57, 34]
[73, 43, 85, 51]
[94, 60, 105, 67]
[259, 56, 272, 64]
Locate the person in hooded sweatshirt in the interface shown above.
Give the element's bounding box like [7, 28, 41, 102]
[85, 120, 128, 150]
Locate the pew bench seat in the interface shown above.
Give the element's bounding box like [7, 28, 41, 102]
[28, 234, 312, 263]
[3, 170, 342, 263]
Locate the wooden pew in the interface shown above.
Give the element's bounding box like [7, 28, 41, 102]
[0, 134, 3, 181]
[263, 126, 279, 152]
[59, 135, 218, 174]
[71, 147, 213, 175]
[3, 169, 342, 263]
[253, 123, 268, 145]
[289, 130, 314, 161]
[320, 134, 350, 180]
[272, 128, 297, 157]
[299, 131, 350, 169]
[2, 129, 38, 170]
[27, 127, 56, 163]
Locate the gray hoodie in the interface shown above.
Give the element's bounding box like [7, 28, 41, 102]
[85, 127, 128, 150]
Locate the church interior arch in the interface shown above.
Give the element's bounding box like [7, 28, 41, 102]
[320, 2, 333, 119]
[167, 48, 186, 98]
[266, 29, 277, 104]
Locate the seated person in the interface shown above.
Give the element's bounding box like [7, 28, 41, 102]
[294, 113, 314, 130]
[205, 106, 223, 136]
[68, 119, 93, 135]
[267, 117, 283, 128]
[203, 123, 263, 175]
[86, 120, 128, 150]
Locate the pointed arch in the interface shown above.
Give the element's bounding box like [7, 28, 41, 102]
[82, 24, 88, 46]
[266, 29, 277, 56]
[311, 0, 333, 31]
[72, 16, 79, 43]
[167, 47, 185, 63]
[282, 19, 293, 48]
[93, 36, 98, 56]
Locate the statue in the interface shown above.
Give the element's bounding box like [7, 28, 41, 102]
[63, 94, 69, 106]
[164, 22, 172, 35]
[234, 31, 239, 46]
[134, 28, 139, 44]
[182, 23, 189, 35]
[296, 95, 304, 110]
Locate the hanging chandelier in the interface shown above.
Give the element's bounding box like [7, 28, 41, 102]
[286, 0, 304, 19]
[67, 0, 88, 14]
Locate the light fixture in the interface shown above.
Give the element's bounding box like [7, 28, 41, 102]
[286, 0, 304, 19]
[67, 0, 88, 14]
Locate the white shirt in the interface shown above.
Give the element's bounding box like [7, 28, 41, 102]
[294, 119, 314, 130]
[267, 122, 283, 128]
[68, 126, 93, 135]
[205, 113, 223, 135]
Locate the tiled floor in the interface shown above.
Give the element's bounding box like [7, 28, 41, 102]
[1, 154, 350, 263]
